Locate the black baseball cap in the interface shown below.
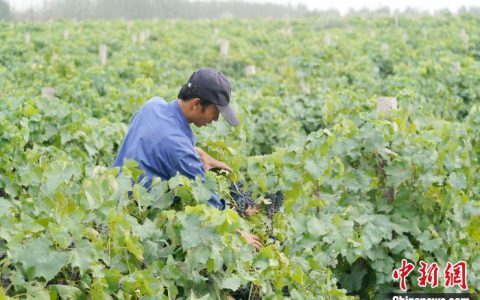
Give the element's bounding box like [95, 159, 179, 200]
[186, 68, 239, 127]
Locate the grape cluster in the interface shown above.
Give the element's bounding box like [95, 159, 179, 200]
[231, 283, 250, 299]
[229, 181, 285, 220]
[264, 191, 284, 219]
[1, 272, 10, 290]
[229, 181, 258, 217]
[231, 282, 261, 300]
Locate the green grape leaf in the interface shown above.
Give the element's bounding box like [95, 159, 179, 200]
[12, 238, 69, 281]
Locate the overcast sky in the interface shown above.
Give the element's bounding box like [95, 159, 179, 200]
[7, 0, 480, 14]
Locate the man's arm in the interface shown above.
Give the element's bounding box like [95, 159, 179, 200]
[194, 147, 233, 173]
[237, 229, 262, 251]
[167, 143, 262, 250]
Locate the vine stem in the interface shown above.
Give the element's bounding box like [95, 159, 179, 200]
[248, 282, 253, 300]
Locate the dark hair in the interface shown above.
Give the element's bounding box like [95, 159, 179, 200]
[178, 83, 211, 110]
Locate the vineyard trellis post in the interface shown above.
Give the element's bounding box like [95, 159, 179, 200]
[323, 33, 332, 46]
[377, 97, 398, 203]
[139, 31, 150, 43]
[99, 44, 108, 65]
[244, 65, 256, 77]
[220, 39, 229, 59]
[41, 87, 55, 98]
[460, 29, 469, 49]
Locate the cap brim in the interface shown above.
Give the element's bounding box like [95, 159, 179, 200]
[217, 104, 239, 127]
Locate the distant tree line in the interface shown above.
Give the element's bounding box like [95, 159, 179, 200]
[1, 0, 480, 21]
[2, 0, 310, 21]
[0, 0, 10, 21]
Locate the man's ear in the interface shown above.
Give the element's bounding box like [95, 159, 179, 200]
[191, 98, 201, 111]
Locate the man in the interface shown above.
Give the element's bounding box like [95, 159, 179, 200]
[112, 68, 261, 250]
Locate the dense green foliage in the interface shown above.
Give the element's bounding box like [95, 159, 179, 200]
[0, 15, 479, 299]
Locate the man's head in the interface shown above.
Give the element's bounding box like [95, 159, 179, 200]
[178, 68, 239, 127]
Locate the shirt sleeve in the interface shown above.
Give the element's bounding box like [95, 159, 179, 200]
[176, 148, 205, 179]
[164, 136, 226, 210]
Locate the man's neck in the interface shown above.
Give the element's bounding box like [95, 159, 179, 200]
[177, 99, 192, 123]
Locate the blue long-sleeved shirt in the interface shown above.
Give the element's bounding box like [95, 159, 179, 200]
[112, 97, 225, 209]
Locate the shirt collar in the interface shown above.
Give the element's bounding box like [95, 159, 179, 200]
[171, 99, 195, 145]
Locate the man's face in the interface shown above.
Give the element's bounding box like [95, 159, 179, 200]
[192, 102, 220, 127]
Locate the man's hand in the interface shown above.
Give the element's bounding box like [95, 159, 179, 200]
[244, 205, 259, 217]
[195, 147, 233, 173]
[237, 229, 262, 251]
